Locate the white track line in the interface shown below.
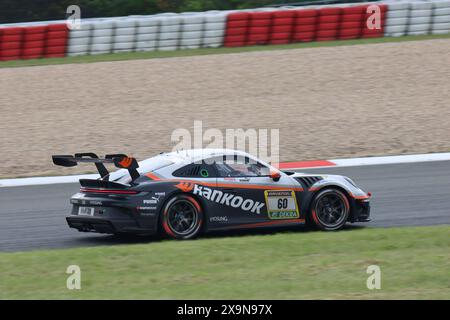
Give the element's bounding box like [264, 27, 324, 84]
[0, 174, 99, 188]
[284, 153, 450, 170]
[1, 152, 450, 187]
[330, 152, 450, 168]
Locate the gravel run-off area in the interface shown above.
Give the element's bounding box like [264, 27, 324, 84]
[0, 39, 449, 178]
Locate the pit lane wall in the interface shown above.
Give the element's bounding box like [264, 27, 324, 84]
[0, 1, 449, 61]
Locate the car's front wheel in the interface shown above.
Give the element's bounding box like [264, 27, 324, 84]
[160, 195, 204, 240]
[309, 188, 350, 231]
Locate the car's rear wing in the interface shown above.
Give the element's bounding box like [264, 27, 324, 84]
[52, 153, 140, 181]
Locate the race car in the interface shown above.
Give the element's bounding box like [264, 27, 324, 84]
[52, 149, 371, 239]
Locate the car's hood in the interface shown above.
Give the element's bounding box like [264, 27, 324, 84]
[289, 172, 369, 198]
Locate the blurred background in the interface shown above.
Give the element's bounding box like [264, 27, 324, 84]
[2, 0, 371, 23]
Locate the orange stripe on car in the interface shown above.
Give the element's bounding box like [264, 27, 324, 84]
[145, 172, 161, 180]
[175, 182, 195, 192]
[214, 183, 303, 191]
[351, 194, 371, 200]
[145, 175, 303, 191]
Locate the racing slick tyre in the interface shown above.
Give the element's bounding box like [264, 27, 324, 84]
[309, 188, 350, 231]
[160, 195, 204, 240]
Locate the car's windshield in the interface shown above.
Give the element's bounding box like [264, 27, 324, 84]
[206, 155, 272, 177]
[215, 161, 270, 177]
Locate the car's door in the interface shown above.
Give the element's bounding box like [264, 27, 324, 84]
[210, 155, 301, 227]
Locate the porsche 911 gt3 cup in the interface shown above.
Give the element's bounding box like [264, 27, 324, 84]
[52, 149, 371, 239]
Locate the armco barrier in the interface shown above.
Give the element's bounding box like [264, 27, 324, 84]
[1, 1, 450, 62]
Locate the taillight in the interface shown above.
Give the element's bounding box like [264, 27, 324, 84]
[80, 187, 139, 195]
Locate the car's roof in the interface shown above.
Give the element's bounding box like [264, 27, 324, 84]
[161, 148, 256, 164]
[110, 149, 268, 183]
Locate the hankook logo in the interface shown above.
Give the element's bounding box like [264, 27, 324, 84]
[192, 184, 264, 214]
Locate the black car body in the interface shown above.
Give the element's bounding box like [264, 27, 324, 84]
[53, 149, 371, 239]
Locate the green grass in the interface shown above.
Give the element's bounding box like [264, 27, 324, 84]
[1, 34, 450, 69]
[1, 225, 449, 299]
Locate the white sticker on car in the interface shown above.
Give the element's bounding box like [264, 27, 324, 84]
[264, 190, 299, 219]
[78, 207, 94, 216]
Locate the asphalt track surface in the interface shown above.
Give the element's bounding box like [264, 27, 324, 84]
[1, 161, 450, 252]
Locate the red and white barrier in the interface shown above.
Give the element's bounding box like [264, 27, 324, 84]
[0, 1, 449, 62]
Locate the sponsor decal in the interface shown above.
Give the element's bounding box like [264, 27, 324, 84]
[210, 216, 228, 222]
[118, 157, 133, 168]
[72, 199, 102, 206]
[137, 206, 157, 211]
[175, 182, 194, 192]
[264, 190, 300, 219]
[155, 192, 166, 196]
[192, 184, 264, 214]
[200, 169, 209, 178]
[144, 195, 161, 205]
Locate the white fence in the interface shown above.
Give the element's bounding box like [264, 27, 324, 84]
[66, 12, 229, 56]
[385, 0, 450, 36]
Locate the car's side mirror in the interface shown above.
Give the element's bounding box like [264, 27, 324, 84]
[270, 170, 281, 182]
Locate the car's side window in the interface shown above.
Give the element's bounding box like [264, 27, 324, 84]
[172, 163, 216, 178]
[212, 155, 271, 178]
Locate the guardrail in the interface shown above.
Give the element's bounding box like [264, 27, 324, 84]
[0, 1, 449, 61]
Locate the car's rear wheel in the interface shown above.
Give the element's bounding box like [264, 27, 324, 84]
[309, 188, 350, 231]
[161, 195, 204, 240]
